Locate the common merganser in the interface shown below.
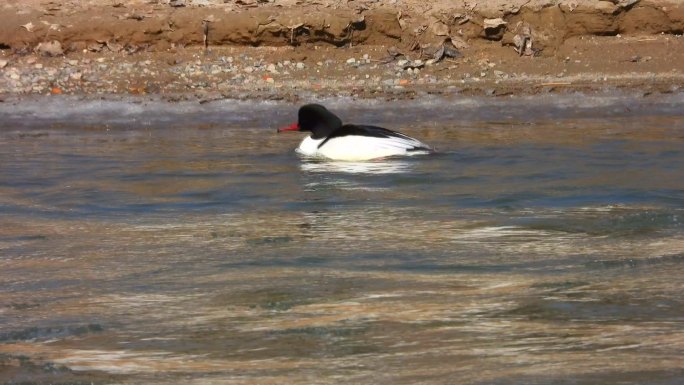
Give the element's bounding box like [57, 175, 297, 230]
[278, 104, 433, 161]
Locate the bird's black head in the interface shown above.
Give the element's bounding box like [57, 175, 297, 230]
[298, 104, 343, 138]
[278, 104, 343, 139]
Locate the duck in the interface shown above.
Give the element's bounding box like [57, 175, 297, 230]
[278, 104, 433, 161]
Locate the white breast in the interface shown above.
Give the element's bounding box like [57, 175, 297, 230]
[296, 135, 431, 161]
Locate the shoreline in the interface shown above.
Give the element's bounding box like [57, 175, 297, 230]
[1, 1, 684, 100]
[2, 92, 683, 131]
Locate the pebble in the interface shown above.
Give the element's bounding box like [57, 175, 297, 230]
[267, 63, 277, 73]
[296, 62, 305, 69]
[0, 59, 7, 68]
[244, 66, 254, 73]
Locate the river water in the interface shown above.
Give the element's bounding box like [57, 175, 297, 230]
[1, 95, 683, 384]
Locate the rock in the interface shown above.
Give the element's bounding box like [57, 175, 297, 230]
[616, 0, 639, 8]
[244, 66, 254, 73]
[596, 1, 619, 13]
[267, 63, 277, 73]
[21, 22, 35, 32]
[483, 18, 507, 40]
[346, 58, 356, 64]
[296, 62, 305, 69]
[0, 59, 7, 68]
[431, 21, 450, 37]
[36, 41, 64, 57]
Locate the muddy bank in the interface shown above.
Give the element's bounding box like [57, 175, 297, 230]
[1, 0, 683, 99]
[2, 1, 684, 53]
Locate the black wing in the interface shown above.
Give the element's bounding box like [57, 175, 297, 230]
[318, 124, 421, 148]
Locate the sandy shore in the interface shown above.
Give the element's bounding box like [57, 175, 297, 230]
[1, 0, 683, 100]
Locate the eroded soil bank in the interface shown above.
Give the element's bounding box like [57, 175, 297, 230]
[1, 0, 683, 99]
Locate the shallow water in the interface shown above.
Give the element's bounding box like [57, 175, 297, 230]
[1, 95, 683, 384]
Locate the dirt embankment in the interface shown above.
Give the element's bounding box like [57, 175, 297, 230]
[1, 0, 684, 53]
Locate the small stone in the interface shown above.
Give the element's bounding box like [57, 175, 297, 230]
[480, 72, 487, 77]
[296, 62, 305, 69]
[0, 59, 8, 68]
[362, 54, 369, 60]
[397, 59, 408, 66]
[267, 63, 277, 73]
[244, 66, 254, 73]
[10, 72, 21, 80]
[317, 61, 323, 66]
[36, 40, 64, 57]
[34, 63, 43, 69]
[283, 60, 291, 66]
[68, 59, 79, 66]
[346, 58, 356, 64]
[493, 70, 504, 77]
[70, 72, 82, 80]
[265, 77, 275, 84]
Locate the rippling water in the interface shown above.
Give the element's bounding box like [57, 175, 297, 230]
[1, 96, 683, 384]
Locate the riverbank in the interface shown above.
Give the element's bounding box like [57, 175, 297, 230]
[1, 0, 684, 100]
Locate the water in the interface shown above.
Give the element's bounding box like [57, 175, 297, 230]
[1, 95, 683, 384]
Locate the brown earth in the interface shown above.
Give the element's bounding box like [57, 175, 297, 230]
[1, 0, 684, 99]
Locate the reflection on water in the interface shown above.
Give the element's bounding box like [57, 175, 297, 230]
[1, 100, 683, 385]
[300, 159, 416, 175]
